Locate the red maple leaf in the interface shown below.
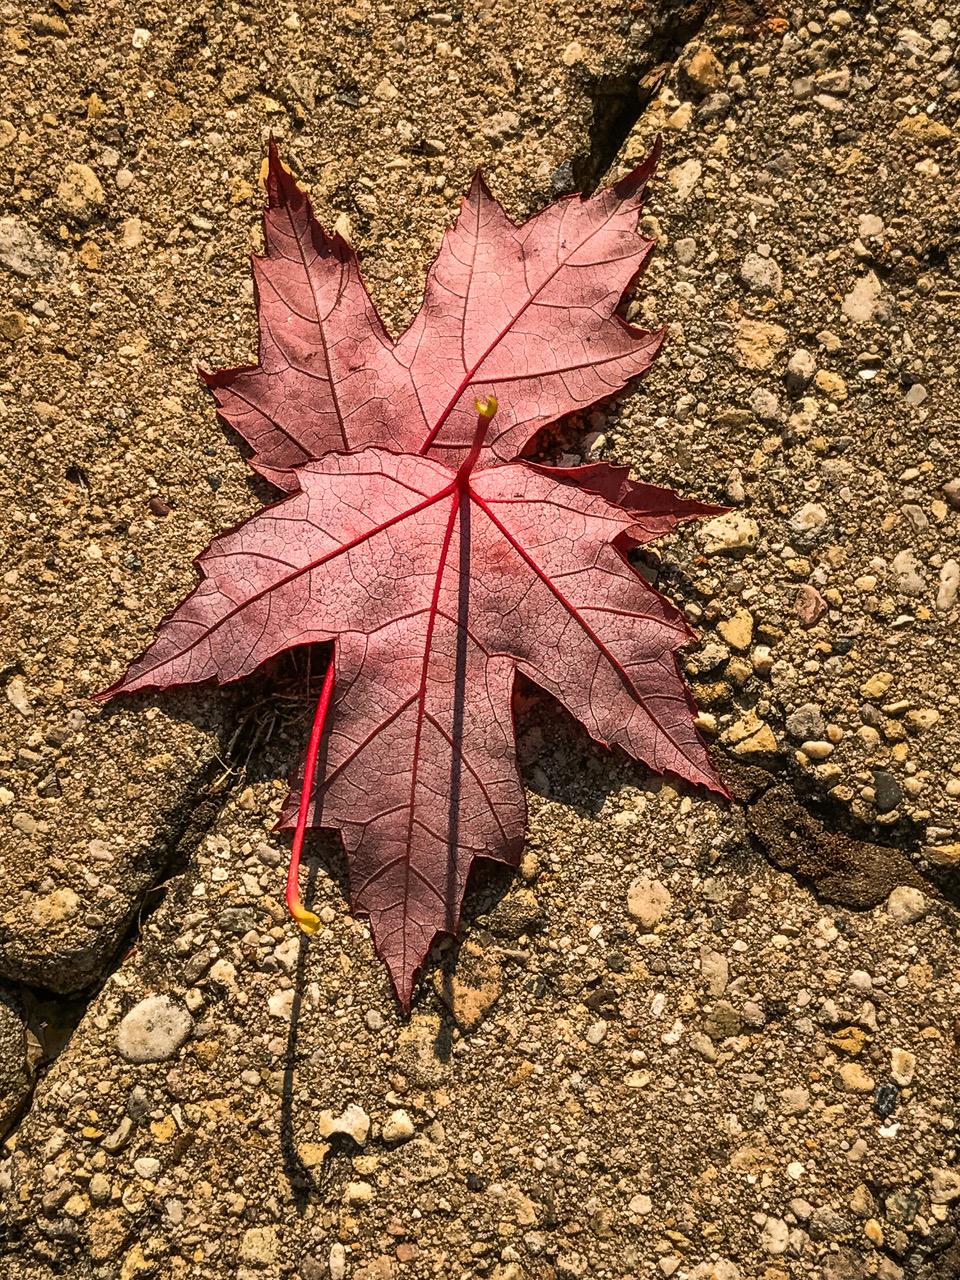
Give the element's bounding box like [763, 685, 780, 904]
[103, 149, 729, 1008]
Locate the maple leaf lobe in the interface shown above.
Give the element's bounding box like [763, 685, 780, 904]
[200, 142, 416, 490]
[202, 142, 665, 488]
[530, 461, 729, 545]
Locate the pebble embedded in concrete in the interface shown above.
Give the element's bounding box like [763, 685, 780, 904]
[115, 995, 194, 1064]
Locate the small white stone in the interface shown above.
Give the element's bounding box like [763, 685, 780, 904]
[781, 1086, 809, 1116]
[116, 995, 193, 1064]
[699, 946, 729, 996]
[674, 237, 697, 265]
[626, 878, 671, 929]
[329, 1243, 347, 1280]
[208, 959, 237, 988]
[842, 271, 881, 323]
[848, 969, 873, 992]
[667, 158, 702, 200]
[239, 1226, 279, 1265]
[886, 885, 928, 924]
[785, 347, 817, 391]
[930, 1168, 960, 1204]
[937, 560, 959, 611]
[481, 110, 520, 142]
[740, 251, 783, 296]
[761, 1216, 789, 1255]
[858, 213, 884, 238]
[788, 502, 828, 535]
[345, 1180, 374, 1204]
[268, 989, 294, 1019]
[5, 676, 31, 715]
[382, 1109, 415, 1143]
[699, 512, 760, 556]
[890, 1048, 916, 1086]
[688, 1264, 742, 1280]
[317, 1104, 370, 1145]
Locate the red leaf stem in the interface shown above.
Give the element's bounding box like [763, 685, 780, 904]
[285, 655, 336, 933]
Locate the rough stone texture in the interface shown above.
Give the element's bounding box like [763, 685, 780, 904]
[0, 987, 31, 1137]
[1, 0, 959, 1278]
[2, 768, 958, 1277]
[615, 11, 960, 856]
[0, 689, 224, 990]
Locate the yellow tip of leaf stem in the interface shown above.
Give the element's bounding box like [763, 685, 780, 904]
[290, 903, 321, 935]
[475, 394, 498, 420]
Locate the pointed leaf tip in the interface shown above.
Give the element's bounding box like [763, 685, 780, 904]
[386, 956, 418, 1013]
[613, 133, 663, 200]
[266, 139, 299, 208]
[463, 168, 497, 217]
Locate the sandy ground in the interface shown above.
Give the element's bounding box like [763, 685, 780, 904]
[1, 0, 959, 1277]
